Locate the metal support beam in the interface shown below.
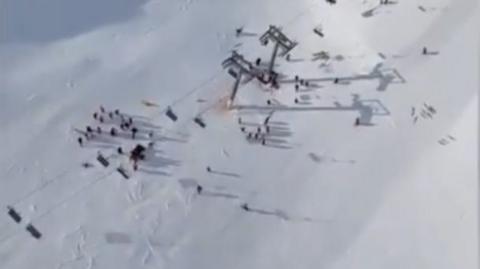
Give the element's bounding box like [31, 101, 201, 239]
[230, 71, 243, 103]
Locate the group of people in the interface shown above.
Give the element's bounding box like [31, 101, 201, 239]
[77, 106, 143, 147]
[238, 115, 272, 146]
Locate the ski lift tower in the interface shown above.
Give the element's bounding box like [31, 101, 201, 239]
[222, 51, 256, 104]
[259, 25, 297, 75]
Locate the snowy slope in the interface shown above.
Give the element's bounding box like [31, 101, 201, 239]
[0, 0, 478, 268]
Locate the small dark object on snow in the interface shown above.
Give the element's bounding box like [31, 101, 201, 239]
[326, 0, 336, 4]
[93, 112, 98, 120]
[81, 162, 93, 168]
[267, 100, 272, 105]
[26, 224, 42, 239]
[110, 127, 117, 137]
[108, 112, 114, 119]
[354, 117, 360, 126]
[255, 58, 261, 66]
[165, 107, 178, 122]
[97, 154, 110, 167]
[422, 47, 428, 55]
[100, 106, 105, 113]
[294, 98, 299, 104]
[264, 116, 270, 125]
[240, 127, 246, 132]
[7, 206, 22, 223]
[130, 144, 146, 163]
[295, 84, 299, 92]
[235, 27, 243, 36]
[86, 126, 93, 133]
[117, 147, 123, 154]
[241, 203, 250, 211]
[148, 131, 154, 138]
[262, 139, 266, 145]
[206, 166, 212, 172]
[96, 126, 102, 134]
[196, 185, 203, 194]
[117, 167, 130, 180]
[194, 117, 206, 128]
[77, 137, 83, 146]
[305, 81, 310, 87]
[114, 109, 120, 115]
[334, 78, 339, 84]
[295, 75, 299, 82]
[131, 127, 138, 139]
[99, 116, 104, 123]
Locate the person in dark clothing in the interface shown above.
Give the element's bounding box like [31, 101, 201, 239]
[108, 112, 114, 119]
[93, 112, 98, 120]
[422, 47, 428, 55]
[257, 127, 261, 133]
[334, 78, 339, 84]
[255, 58, 261, 66]
[114, 109, 120, 115]
[267, 100, 272, 105]
[294, 98, 299, 104]
[262, 139, 266, 145]
[77, 137, 83, 147]
[295, 84, 299, 92]
[206, 166, 212, 172]
[196, 185, 203, 194]
[128, 117, 133, 125]
[100, 106, 105, 113]
[99, 116, 104, 123]
[241, 203, 250, 211]
[240, 127, 246, 132]
[354, 117, 360, 126]
[110, 127, 117, 136]
[131, 127, 138, 139]
[238, 117, 242, 124]
[247, 133, 252, 139]
[86, 126, 93, 133]
[266, 126, 270, 133]
[117, 147, 123, 154]
[264, 116, 270, 125]
[96, 126, 102, 134]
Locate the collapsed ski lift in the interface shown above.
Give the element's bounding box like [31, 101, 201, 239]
[259, 25, 297, 75]
[222, 51, 259, 104]
[7, 206, 21, 223]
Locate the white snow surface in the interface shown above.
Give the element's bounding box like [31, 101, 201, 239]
[0, 0, 478, 268]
